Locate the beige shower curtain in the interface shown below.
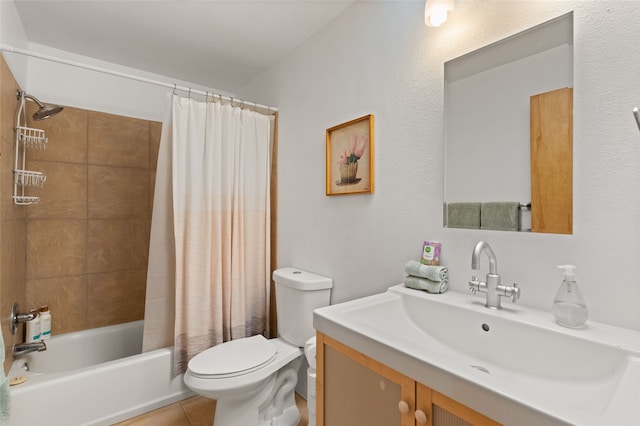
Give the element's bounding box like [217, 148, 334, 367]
[143, 95, 274, 375]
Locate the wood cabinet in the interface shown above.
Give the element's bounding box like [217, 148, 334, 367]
[317, 332, 501, 426]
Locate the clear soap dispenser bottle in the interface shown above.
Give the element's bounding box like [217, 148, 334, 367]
[552, 265, 588, 328]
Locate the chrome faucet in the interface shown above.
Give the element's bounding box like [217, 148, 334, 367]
[468, 241, 520, 309]
[13, 340, 46, 357]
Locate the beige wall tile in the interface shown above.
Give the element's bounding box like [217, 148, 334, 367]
[1, 58, 27, 222]
[1, 74, 160, 343]
[1, 57, 27, 371]
[26, 275, 87, 334]
[26, 161, 87, 219]
[88, 165, 149, 219]
[1, 221, 27, 370]
[88, 111, 149, 168]
[27, 219, 87, 279]
[1, 220, 26, 306]
[87, 219, 149, 273]
[86, 269, 146, 328]
[149, 121, 162, 171]
[27, 105, 88, 164]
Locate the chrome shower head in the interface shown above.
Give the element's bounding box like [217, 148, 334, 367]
[17, 90, 64, 120]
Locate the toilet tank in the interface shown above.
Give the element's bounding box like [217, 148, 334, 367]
[273, 267, 332, 347]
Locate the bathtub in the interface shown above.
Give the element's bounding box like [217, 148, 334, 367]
[6, 320, 193, 426]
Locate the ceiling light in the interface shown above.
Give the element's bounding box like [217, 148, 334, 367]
[425, 0, 455, 27]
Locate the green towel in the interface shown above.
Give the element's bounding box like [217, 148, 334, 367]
[447, 203, 481, 229]
[404, 260, 448, 282]
[481, 202, 520, 231]
[404, 275, 448, 294]
[1, 326, 9, 425]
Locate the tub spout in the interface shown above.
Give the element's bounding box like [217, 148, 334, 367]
[13, 340, 46, 357]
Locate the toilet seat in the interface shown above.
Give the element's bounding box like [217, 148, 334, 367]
[187, 335, 278, 379]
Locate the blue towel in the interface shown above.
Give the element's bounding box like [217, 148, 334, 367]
[0, 327, 10, 424]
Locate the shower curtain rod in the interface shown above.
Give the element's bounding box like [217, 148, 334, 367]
[0, 44, 278, 113]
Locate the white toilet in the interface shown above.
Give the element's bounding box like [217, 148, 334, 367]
[183, 267, 332, 426]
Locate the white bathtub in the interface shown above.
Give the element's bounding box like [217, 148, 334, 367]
[6, 320, 193, 426]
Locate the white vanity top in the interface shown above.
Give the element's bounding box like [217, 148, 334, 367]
[313, 284, 640, 426]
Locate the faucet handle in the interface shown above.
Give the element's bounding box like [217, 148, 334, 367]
[510, 283, 520, 302]
[468, 276, 479, 295]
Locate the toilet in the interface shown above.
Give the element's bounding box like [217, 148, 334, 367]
[183, 267, 332, 426]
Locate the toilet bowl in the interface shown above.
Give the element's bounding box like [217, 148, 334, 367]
[183, 267, 332, 426]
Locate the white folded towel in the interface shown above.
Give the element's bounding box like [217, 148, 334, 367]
[404, 275, 449, 294]
[404, 260, 448, 282]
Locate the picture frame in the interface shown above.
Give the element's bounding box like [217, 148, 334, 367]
[326, 114, 374, 196]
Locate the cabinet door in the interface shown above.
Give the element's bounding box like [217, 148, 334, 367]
[416, 383, 501, 426]
[530, 87, 573, 234]
[317, 332, 415, 426]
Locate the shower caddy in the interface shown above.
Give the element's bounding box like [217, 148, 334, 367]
[14, 90, 47, 205]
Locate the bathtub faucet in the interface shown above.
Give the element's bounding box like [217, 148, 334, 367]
[13, 340, 46, 357]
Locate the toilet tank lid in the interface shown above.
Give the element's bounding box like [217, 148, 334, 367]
[273, 267, 333, 290]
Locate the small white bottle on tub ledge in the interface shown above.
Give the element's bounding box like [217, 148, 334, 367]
[26, 309, 41, 342]
[40, 305, 52, 340]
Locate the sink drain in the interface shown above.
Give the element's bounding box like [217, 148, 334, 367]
[470, 365, 490, 374]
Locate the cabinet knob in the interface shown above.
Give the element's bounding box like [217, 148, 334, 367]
[398, 400, 410, 414]
[415, 409, 428, 424]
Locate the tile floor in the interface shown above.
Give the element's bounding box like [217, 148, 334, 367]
[114, 393, 309, 426]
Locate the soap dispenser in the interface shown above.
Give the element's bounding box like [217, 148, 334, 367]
[552, 265, 588, 328]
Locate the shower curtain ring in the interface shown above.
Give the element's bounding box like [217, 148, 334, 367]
[188, 88, 192, 98]
[172, 84, 177, 96]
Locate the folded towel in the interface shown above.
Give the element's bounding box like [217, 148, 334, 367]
[481, 202, 520, 231]
[404, 275, 449, 294]
[447, 203, 481, 229]
[0, 326, 10, 424]
[404, 260, 448, 282]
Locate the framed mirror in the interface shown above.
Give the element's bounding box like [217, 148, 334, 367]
[443, 13, 573, 234]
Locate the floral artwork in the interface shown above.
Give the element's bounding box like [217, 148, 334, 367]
[326, 114, 374, 195]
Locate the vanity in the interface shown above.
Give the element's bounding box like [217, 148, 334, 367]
[313, 284, 640, 425]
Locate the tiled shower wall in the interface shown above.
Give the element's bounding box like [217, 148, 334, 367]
[24, 104, 161, 334]
[1, 56, 27, 372]
[1, 55, 161, 371]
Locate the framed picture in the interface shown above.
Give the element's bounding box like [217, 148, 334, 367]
[326, 114, 374, 196]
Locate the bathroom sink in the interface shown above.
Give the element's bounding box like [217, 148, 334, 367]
[395, 284, 626, 381]
[314, 284, 640, 426]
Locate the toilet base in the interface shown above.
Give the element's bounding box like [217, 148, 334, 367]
[212, 357, 303, 426]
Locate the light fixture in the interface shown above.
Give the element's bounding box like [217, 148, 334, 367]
[425, 0, 455, 27]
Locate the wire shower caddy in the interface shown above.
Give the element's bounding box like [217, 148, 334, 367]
[14, 91, 47, 205]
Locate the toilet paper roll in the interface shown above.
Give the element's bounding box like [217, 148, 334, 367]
[304, 336, 317, 369]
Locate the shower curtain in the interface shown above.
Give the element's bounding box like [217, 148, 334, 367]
[143, 95, 274, 375]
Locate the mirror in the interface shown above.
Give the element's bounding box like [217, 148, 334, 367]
[444, 13, 573, 234]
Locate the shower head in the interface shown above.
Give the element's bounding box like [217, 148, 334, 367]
[17, 90, 64, 120]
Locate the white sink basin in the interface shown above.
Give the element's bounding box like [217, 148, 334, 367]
[398, 285, 627, 381]
[313, 284, 640, 426]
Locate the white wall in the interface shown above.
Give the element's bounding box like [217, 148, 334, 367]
[21, 43, 235, 122]
[241, 0, 640, 331]
[0, 0, 29, 83]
